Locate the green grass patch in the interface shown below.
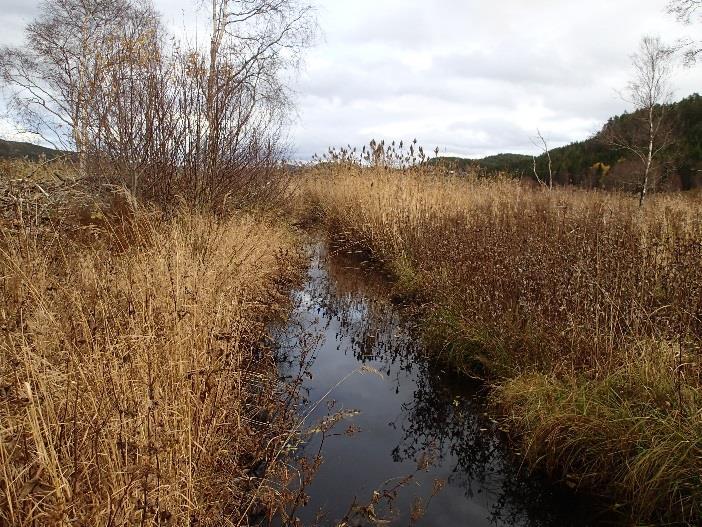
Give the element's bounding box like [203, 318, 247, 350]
[494, 356, 702, 525]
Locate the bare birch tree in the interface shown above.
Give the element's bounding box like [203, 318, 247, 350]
[668, 0, 702, 64]
[0, 0, 158, 176]
[604, 36, 675, 207]
[0, 0, 316, 209]
[201, 0, 316, 197]
[531, 129, 553, 190]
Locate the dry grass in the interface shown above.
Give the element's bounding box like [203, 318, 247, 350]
[298, 159, 702, 524]
[0, 162, 303, 525]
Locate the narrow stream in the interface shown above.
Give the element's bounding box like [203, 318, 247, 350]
[274, 241, 607, 527]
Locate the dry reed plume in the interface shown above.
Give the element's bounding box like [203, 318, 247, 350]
[298, 153, 702, 524]
[0, 164, 303, 526]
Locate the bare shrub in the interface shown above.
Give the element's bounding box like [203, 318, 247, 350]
[0, 0, 316, 210]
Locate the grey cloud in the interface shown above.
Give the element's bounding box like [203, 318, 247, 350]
[1, 0, 701, 160]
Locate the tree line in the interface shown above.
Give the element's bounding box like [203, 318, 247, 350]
[446, 94, 702, 193]
[468, 2, 702, 204]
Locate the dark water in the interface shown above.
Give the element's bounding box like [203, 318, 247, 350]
[274, 242, 607, 527]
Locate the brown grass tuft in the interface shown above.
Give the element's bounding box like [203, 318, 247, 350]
[0, 164, 303, 525]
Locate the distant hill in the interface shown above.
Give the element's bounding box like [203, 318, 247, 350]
[0, 138, 64, 161]
[434, 153, 532, 173]
[438, 94, 702, 191]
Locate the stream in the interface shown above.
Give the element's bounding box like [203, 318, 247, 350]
[273, 241, 608, 527]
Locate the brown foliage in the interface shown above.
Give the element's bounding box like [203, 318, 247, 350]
[0, 0, 315, 211]
[299, 159, 702, 523]
[0, 166, 304, 525]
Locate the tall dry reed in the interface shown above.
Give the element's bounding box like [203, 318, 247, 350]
[0, 187, 302, 525]
[298, 160, 702, 524]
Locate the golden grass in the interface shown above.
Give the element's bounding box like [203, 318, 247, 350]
[0, 182, 302, 525]
[298, 161, 702, 524]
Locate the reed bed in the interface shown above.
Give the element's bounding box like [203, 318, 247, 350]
[0, 171, 303, 525]
[299, 160, 702, 524]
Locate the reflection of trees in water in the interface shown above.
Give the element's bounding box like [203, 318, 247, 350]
[275, 244, 603, 527]
[328, 248, 602, 526]
[394, 367, 600, 527]
[392, 369, 499, 494]
[308, 248, 421, 389]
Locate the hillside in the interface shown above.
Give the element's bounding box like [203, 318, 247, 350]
[434, 153, 532, 173]
[0, 138, 64, 161]
[440, 94, 702, 191]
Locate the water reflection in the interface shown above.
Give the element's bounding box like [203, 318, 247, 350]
[273, 242, 608, 527]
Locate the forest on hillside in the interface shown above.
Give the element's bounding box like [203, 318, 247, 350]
[439, 93, 702, 191]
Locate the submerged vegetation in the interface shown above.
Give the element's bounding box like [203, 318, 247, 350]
[297, 149, 702, 525]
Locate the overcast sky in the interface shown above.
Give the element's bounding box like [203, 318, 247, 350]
[2, 0, 701, 158]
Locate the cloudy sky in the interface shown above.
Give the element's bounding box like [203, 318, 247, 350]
[2, 0, 701, 158]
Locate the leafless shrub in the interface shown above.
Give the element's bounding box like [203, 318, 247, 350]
[0, 0, 316, 211]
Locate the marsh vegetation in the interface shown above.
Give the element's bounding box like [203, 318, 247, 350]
[273, 241, 610, 527]
[1, 0, 702, 525]
[295, 153, 702, 525]
[0, 161, 305, 525]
